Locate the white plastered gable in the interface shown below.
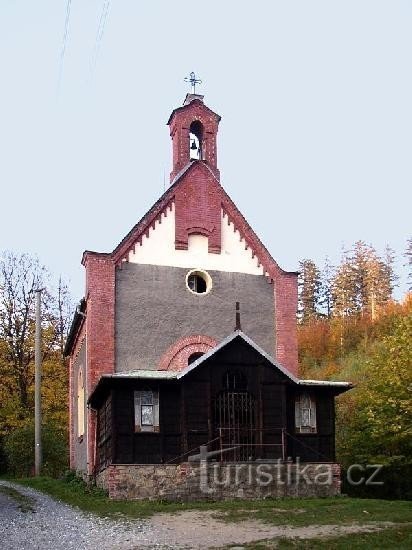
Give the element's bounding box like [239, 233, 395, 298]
[127, 204, 264, 275]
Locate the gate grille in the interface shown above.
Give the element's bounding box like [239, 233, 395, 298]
[214, 391, 256, 461]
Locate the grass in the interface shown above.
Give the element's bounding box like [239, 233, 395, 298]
[215, 496, 412, 527]
[6, 476, 412, 548]
[0, 484, 35, 513]
[228, 524, 412, 549]
[13, 476, 412, 526]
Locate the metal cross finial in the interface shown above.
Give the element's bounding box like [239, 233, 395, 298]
[184, 71, 202, 94]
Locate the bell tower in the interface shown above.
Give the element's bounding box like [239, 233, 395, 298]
[167, 92, 221, 182]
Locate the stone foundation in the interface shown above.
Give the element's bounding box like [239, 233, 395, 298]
[96, 462, 342, 501]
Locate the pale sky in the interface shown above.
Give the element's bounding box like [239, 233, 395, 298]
[0, 1, 411, 301]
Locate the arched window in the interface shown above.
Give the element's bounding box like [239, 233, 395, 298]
[189, 120, 203, 160]
[77, 368, 85, 438]
[188, 352, 204, 365]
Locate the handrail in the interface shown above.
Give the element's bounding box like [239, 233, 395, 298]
[164, 435, 221, 464]
[165, 428, 331, 464]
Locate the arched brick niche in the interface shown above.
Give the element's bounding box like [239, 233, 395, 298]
[158, 335, 217, 371]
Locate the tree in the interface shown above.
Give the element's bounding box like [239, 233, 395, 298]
[298, 259, 322, 323]
[405, 238, 412, 292]
[0, 252, 48, 410]
[55, 276, 74, 360]
[382, 245, 398, 297]
[319, 256, 334, 318]
[338, 313, 412, 462]
[0, 251, 73, 434]
[332, 242, 394, 321]
[331, 248, 358, 318]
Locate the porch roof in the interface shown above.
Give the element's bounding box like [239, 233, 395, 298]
[88, 330, 352, 407]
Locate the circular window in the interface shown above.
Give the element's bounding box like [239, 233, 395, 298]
[186, 269, 212, 295]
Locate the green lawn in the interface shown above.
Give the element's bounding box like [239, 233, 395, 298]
[229, 524, 412, 549]
[14, 476, 412, 528]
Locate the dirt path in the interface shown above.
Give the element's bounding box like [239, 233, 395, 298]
[0, 481, 397, 549]
[150, 510, 395, 548]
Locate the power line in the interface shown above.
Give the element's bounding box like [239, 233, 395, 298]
[90, 0, 111, 78]
[57, 0, 73, 97]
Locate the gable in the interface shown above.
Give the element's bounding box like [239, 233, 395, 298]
[103, 161, 294, 285]
[179, 332, 299, 383]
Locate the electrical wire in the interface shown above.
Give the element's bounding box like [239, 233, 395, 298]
[57, 0, 73, 97]
[90, 0, 111, 78]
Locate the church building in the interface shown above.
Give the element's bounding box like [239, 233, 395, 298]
[65, 84, 352, 500]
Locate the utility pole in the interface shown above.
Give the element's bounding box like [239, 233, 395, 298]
[35, 289, 42, 476]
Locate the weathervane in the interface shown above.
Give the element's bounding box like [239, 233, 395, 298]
[184, 71, 202, 94]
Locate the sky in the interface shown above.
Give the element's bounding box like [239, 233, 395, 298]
[0, 0, 411, 302]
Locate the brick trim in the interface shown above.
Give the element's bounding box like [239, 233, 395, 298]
[158, 335, 218, 371]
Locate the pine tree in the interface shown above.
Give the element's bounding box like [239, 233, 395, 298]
[331, 248, 358, 317]
[381, 244, 397, 299]
[319, 256, 334, 318]
[298, 259, 322, 323]
[338, 241, 394, 320]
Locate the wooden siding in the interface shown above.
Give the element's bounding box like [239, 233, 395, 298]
[99, 339, 337, 465]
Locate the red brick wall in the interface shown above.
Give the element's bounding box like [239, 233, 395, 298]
[274, 273, 299, 377]
[174, 162, 222, 253]
[83, 253, 116, 475]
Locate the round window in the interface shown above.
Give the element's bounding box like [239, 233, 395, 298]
[186, 269, 212, 295]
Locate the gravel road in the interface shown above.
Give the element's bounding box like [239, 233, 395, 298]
[0, 480, 394, 549]
[0, 481, 176, 550]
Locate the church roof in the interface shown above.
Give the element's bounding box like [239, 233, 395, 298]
[82, 159, 298, 281]
[166, 94, 221, 125]
[177, 331, 352, 391]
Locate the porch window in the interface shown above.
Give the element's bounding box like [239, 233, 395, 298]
[295, 393, 317, 433]
[134, 390, 159, 432]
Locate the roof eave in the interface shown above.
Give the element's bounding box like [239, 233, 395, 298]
[64, 298, 86, 357]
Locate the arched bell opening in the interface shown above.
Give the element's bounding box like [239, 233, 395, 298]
[189, 120, 203, 160]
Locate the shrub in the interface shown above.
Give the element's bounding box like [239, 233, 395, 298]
[0, 436, 7, 474]
[342, 461, 412, 500]
[4, 422, 68, 477]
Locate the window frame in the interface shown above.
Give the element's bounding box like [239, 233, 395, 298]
[295, 392, 317, 434]
[185, 268, 212, 295]
[134, 389, 160, 433]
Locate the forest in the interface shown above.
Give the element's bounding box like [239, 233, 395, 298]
[0, 240, 411, 497]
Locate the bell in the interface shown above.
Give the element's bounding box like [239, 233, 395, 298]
[191, 140, 197, 150]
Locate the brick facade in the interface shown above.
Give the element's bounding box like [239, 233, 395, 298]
[82, 252, 116, 475]
[274, 273, 299, 376]
[174, 162, 222, 253]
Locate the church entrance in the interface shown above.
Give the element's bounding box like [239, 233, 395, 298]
[213, 371, 257, 461]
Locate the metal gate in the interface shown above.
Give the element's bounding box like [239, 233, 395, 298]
[214, 391, 256, 461]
